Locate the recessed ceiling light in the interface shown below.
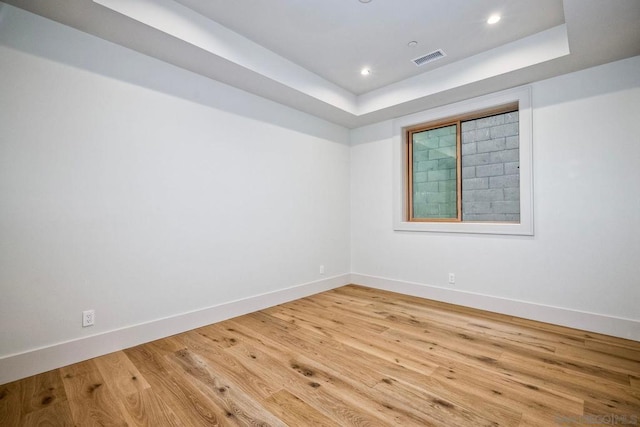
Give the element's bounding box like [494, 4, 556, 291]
[359, 0, 372, 3]
[487, 14, 501, 24]
[407, 41, 418, 48]
[361, 68, 371, 76]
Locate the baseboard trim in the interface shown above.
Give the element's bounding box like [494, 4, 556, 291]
[4, 272, 637, 385]
[350, 273, 640, 342]
[0, 274, 350, 385]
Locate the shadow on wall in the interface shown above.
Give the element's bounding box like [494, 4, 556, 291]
[531, 55, 640, 109]
[0, 3, 348, 143]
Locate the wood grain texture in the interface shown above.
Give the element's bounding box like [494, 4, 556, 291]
[1, 284, 639, 426]
[262, 390, 336, 427]
[60, 360, 128, 426]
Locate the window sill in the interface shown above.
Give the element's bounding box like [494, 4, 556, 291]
[393, 219, 533, 236]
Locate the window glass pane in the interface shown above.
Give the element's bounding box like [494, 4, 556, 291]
[461, 111, 519, 222]
[412, 124, 458, 219]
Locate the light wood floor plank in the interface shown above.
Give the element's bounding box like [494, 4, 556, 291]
[219, 321, 422, 425]
[0, 381, 22, 426]
[60, 360, 128, 426]
[175, 330, 278, 401]
[165, 347, 286, 426]
[21, 400, 74, 426]
[585, 339, 640, 361]
[94, 351, 150, 397]
[262, 389, 336, 427]
[19, 369, 67, 418]
[226, 342, 391, 425]
[124, 342, 230, 425]
[495, 353, 640, 415]
[243, 311, 390, 388]
[555, 344, 640, 376]
[3, 284, 639, 426]
[372, 372, 522, 427]
[118, 389, 182, 427]
[316, 291, 576, 358]
[267, 303, 440, 377]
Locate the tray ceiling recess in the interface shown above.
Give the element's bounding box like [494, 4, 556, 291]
[4, 0, 640, 128]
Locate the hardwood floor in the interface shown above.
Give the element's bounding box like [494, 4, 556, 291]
[1, 284, 639, 426]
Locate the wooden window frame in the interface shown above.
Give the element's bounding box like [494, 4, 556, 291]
[406, 103, 518, 223]
[407, 120, 462, 222]
[392, 86, 533, 236]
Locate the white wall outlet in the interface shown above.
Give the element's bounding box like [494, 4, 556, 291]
[82, 309, 95, 327]
[448, 273, 455, 285]
[319, 265, 325, 275]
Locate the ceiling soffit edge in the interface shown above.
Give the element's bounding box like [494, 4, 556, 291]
[93, 0, 570, 119]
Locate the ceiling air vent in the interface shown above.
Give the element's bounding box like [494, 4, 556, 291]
[412, 49, 446, 67]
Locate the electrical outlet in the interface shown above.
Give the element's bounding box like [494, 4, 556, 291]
[319, 265, 325, 275]
[448, 273, 455, 285]
[82, 310, 95, 327]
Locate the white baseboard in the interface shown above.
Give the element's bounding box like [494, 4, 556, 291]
[0, 274, 350, 385]
[3, 272, 638, 385]
[350, 273, 640, 342]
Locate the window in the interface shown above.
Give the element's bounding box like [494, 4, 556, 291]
[393, 86, 533, 235]
[407, 104, 519, 223]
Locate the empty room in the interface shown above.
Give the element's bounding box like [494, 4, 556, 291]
[1, 0, 639, 425]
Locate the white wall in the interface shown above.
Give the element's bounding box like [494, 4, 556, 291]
[0, 4, 350, 363]
[351, 56, 640, 336]
[1, 2, 639, 384]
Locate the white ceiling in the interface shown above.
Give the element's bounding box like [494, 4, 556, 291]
[4, 0, 640, 128]
[175, 0, 566, 95]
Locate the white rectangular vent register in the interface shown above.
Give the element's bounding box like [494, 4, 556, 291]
[412, 49, 446, 66]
